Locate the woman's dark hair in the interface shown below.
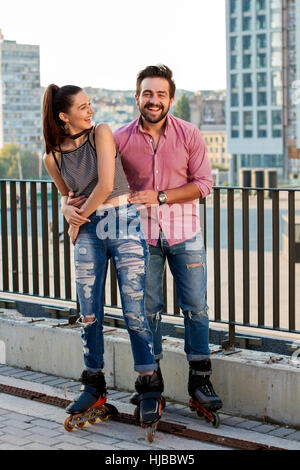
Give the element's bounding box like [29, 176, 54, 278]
[42, 84, 82, 153]
[136, 65, 176, 99]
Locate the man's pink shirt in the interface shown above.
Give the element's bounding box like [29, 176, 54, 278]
[114, 114, 213, 246]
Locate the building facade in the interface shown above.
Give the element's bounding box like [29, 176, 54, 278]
[200, 124, 230, 169]
[225, 0, 300, 183]
[0, 30, 42, 153]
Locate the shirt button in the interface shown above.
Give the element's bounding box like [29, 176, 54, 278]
[156, 170, 159, 174]
[156, 186, 159, 189]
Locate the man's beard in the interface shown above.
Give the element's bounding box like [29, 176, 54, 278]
[139, 103, 170, 124]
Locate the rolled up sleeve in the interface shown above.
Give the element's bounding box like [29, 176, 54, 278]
[188, 128, 213, 198]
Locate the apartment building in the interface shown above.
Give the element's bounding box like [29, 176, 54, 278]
[0, 30, 42, 153]
[225, 0, 300, 183]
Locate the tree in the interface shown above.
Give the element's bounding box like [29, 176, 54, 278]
[0, 143, 43, 180]
[173, 92, 191, 122]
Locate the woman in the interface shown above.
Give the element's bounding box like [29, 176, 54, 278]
[42, 84, 163, 429]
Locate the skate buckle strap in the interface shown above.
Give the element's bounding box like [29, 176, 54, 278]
[138, 391, 161, 402]
[80, 384, 103, 399]
[191, 370, 212, 376]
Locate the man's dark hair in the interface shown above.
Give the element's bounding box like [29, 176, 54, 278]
[136, 65, 176, 99]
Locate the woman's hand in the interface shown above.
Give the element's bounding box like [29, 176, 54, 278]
[62, 204, 90, 228]
[68, 225, 79, 245]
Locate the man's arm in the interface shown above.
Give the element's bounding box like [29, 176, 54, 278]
[128, 182, 200, 208]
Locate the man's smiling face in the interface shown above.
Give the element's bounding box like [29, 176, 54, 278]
[135, 77, 174, 124]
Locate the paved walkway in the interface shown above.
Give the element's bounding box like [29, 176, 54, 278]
[0, 364, 299, 451]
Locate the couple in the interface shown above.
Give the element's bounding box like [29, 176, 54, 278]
[42, 64, 222, 427]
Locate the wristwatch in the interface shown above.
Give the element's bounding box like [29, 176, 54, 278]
[157, 191, 167, 205]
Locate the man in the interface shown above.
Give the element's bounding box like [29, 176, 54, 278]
[114, 65, 222, 414]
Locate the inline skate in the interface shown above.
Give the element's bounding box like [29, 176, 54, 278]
[64, 369, 118, 432]
[188, 360, 222, 428]
[131, 368, 164, 442]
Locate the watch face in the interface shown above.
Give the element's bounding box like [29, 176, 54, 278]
[158, 192, 167, 204]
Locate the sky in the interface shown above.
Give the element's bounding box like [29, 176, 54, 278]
[0, 0, 227, 92]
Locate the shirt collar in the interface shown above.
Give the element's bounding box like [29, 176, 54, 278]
[136, 114, 169, 137]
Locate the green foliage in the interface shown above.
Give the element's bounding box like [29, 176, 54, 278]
[0, 144, 43, 180]
[173, 92, 191, 122]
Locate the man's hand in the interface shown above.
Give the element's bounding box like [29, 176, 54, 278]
[61, 191, 90, 227]
[128, 190, 159, 208]
[68, 225, 79, 245]
[67, 191, 87, 208]
[62, 205, 90, 227]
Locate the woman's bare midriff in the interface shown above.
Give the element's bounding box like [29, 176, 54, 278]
[96, 193, 131, 209]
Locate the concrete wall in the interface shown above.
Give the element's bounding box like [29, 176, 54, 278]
[0, 315, 299, 426]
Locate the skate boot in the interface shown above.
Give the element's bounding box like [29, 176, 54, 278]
[133, 370, 164, 442]
[188, 360, 222, 428]
[130, 361, 166, 410]
[64, 370, 118, 432]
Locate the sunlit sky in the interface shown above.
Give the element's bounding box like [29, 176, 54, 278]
[0, 0, 227, 91]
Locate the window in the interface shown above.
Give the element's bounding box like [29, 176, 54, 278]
[271, 50, 282, 67]
[270, 11, 281, 28]
[272, 110, 282, 137]
[257, 53, 267, 68]
[270, 0, 281, 8]
[230, 0, 238, 14]
[244, 111, 253, 137]
[257, 33, 267, 49]
[230, 17, 238, 32]
[230, 36, 238, 52]
[243, 0, 251, 12]
[231, 74, 238, 89]
[256, 0, 266, 10]
[231, 54, 239, 70]
[244, 92, 253, 106]
[231, 111, 239, 138]
[257, 91, 267, 106]
[231, 93, 239, 107]
[257, 72, 267, 87]
[257, 110, 267, 137]
[271, 31, 281, 48]
[256, 15, 266, 30]
[243, 73, 253, 88]
[243, 35, 252, 50]
[243, 54, 252, 68]
[271, 71, 282, 105]
[243, 17, 252, 31]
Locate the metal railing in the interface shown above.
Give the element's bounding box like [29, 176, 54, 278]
[0, 179, 299, 345]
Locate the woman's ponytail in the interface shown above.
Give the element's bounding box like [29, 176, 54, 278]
[42, 84, 62, 153]
[42, 84, 82, 154]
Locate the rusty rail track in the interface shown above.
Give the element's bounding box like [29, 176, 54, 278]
[0, 383, 286, 450]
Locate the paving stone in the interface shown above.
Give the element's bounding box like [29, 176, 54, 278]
[28, 425, 64, 438]
[237, 420, 262, 430]
[55, 442, 89, 450]
[0, 433, 33, 446]
[24, 433, 68, 447]
[269, 427, 299, 438]
[3, 419, 34, 430]
[80, 431, 121, 446]
[220, 416, 247, 426]
[29, 418, 62, 430]
[2, 426, 33, 438]
[24, 373, 50, 381]
[42, 378, 71, 386]
[252, 424, 279, 433]
[288, 431, 300, 441]
[0, 443, 21, 450]
[85, 441, 121, 450]
[23, 443, 55, 450]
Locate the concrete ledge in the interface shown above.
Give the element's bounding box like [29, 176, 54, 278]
[0, 313, 299, 427]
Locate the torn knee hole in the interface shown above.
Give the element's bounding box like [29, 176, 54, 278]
[77, 315, 96, 326]
[186, 262, 204, 269]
